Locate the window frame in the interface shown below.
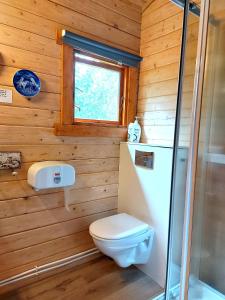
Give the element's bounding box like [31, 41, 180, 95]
[55, 42, 139, 139]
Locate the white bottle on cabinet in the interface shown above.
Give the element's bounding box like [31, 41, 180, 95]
[128, 122, 134, 142]
[128, 117, 141, 143]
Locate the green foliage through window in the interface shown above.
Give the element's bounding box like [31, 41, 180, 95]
[74, 55, 121, 122]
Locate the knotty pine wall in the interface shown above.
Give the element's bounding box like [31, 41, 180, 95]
[138, 0, 200, 146]
[136, 1, 200, 279]
[0, 0, 142, 285]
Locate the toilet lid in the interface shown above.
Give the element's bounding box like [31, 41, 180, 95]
[89, 213, 149, 240]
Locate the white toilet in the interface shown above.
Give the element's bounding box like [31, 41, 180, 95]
[89, 213, 154, 268]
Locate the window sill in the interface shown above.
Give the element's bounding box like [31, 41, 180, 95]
[54, 123, 127, 139]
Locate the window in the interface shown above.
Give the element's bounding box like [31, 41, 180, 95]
[74, 53, 124, 124]
[55, 30, 142, 138]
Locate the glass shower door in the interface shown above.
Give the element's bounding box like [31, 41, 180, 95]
[187, 0, 225, 299]
[166, 0, 225, 299]
[165, 1, 201, 299]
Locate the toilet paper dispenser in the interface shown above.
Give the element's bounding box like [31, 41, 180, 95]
[27, 161, 75, 191]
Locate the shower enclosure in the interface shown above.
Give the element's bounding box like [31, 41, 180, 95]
[162, 0, 225, 299]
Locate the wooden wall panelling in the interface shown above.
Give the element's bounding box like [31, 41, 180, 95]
[141, 0, 180, 30]
[0, 67, 60, 94]
[0, 144, 120, 161]
[0, 88, 60, 111]
[0, 158, 119, 182]
[0, 0, 140, 54]
[0, 24, 60, 58]
[141, 20, 199, 57]
[139, 75, 195, 100]
[142, 0, 168, 16]
[51, 0, 140, 37]
[0, 0, 141, 284]
[0, 171, 119, 201]
[0, 106, 59, 127]
[0, 211, 116, 257]
[139, 59, 196, 87]
[0, 184, 118, 219]
[0, 197, 117, 241]
[0, 44, 60, 76]
[128, 0, 149, 11]
[91, 0, 141, 22]
[0, 126, 122, 145]
[0, 231, 94, 274]
[137, 0, 200, 146]
[141, 13, 183, 45]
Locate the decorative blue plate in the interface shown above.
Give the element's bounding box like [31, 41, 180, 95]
[13, 69, 41, 97]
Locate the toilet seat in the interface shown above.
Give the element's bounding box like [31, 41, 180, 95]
[89, 213, 150, 240]
[90, 228, 152, 249]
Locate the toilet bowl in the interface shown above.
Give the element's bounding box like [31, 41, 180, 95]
[89, 213, 154, 268]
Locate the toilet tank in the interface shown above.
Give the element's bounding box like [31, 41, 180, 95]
[118, 142, 173, 288]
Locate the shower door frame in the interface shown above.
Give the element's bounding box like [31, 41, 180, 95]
[165, 0, 191, 298]
[164, 0, 211, 299]
[178, 0, 210, 298]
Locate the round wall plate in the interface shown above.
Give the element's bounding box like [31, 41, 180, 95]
[13, 69, 41, 97]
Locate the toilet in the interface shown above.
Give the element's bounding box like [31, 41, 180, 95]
[89, 213, 154, 268]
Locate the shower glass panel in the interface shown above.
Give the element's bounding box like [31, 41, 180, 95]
[188, 0, 225, 299]
[165, 1, 200, 299]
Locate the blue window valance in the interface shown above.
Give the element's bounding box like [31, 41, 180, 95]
[61, 30, 142, 68]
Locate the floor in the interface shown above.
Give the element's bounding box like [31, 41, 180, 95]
[0, 256, 162, 300]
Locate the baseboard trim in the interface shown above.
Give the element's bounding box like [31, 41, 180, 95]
[0, 248, 100, 287]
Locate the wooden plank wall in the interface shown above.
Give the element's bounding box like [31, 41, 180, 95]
[0, 0, 142, 284]
[137, 0, 200, 146]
